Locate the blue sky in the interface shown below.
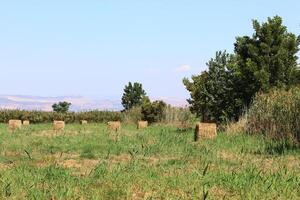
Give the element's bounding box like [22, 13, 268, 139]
[0, 1, 299, 100]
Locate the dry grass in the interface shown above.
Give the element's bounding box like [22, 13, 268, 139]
[33, 130, 79, 137]
[218, 150, 240, 162]
[226, 117, 247, 135]
[108, 154, 131, 164]
[58, 158, 99, 176]
[210, 186, 235, 199]
[0, 163, 13, 171]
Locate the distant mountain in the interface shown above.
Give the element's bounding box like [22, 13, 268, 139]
[0, 95, 187, 111]
[0, 95, 122, 111]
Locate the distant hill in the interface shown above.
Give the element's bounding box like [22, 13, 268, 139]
[0, 95, 187, 111]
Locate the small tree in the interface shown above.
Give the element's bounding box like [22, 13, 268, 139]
[52, 101, 71, 113]
[122, 82, 146, 110]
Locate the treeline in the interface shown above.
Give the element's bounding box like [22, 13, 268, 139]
[0, 110, 122, 123]
[184, 16, 300, 123]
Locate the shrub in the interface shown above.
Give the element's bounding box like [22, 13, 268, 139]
[141, 99, 166, 123]
[246, 87, 300, 146]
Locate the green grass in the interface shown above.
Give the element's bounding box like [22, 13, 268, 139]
[0, 123, 299, 199]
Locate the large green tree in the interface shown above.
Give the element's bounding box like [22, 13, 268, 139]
[183, 51, 241, 122]
[122, 82, 146, 110]
[234, 16, 300, 106]
[184, 16, 300, 123]
[52, 101, 71, 113]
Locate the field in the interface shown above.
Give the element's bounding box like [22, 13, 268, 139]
[0, 124, 300, 199]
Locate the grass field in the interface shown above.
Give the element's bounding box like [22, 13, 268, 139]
[0, 123, 300, 199]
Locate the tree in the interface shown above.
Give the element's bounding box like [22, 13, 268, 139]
[141, 97, 166, 123]
[121, 82, 146, 110]
[184, 16, 300, 123]
[52, 101, 71, 113]
[234, 16, 300, 106]
[183, 51, 241, 123]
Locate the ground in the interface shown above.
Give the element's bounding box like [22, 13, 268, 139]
[0, 123, 299, 199]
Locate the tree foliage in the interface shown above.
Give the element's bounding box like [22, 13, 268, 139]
[141, 97, 166, 123]
[183, 51, 242, 122]
[122, 82, 146, 110]
[184, 16, 300, 123]
[234, 16, 300, 106]
[52, 101, 72, 113]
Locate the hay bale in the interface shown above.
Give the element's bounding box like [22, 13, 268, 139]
[107, 121, 121, 132]
[81, 120, 88, 125]
[23, 120, 30, 126]
[8, 120, 22, 131]
[53, 120, 65, 131]
[194, 123, 217, 141]
[137, 121, 148, 129]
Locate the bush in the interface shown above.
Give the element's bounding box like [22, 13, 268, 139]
[141, 100, 166, 123]
[246, 87, 300, 146]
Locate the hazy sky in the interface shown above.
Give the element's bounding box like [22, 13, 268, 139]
[0, 1, 299, 100]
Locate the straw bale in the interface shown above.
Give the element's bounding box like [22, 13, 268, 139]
[81, 120, 88, 125]
[53, 120, 65, 131]
[137, 121, 148, 129]
[194, 122, 217, 141]
[107, 121, 121, 132]
[23, 120, 30, 126]
[8, 120, 22, 131]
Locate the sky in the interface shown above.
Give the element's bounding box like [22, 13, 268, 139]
[0, 1, 299, 100]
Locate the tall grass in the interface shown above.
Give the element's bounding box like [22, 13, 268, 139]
[163, 105, 198, 129]
[246, 87, 300, 147]
[0, 123, 299, 199]
[121, 106, 143, 124]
